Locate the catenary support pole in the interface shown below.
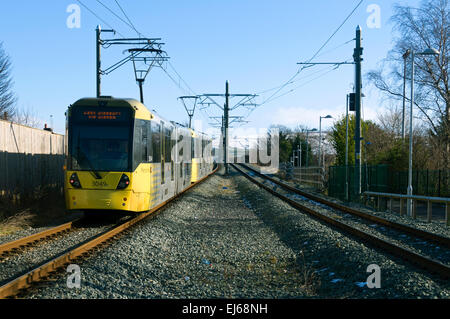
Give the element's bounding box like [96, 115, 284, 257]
[224, 81, 229, 174]
[96, 25, 101, 97]
[353, 25, 363, 196]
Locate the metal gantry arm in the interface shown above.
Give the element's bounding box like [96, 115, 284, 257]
[297, 62, 355, 67]
[230, 95, 258, 110]
[178, 96, 199, 128]
[101, 40, 166, 75]
[95, 25, 168, 101]
[199, 95, 225, 110]
[129, 47, 169, 103]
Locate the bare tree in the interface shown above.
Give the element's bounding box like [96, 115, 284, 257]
[367, 0, 449, 169]
[0, 42, 17, 119]
[13, 105, 43, 129]
[377, 105, 403, 138]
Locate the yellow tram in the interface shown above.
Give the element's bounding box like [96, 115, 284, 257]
[64, 97, 213, 213]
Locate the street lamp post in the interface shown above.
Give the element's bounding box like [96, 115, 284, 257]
[345, 94, 350, 201]
[319, 115, 333, 168]
[406, 47, 440, 217]
[305, 128, 317, 168]
[401, 50, 411, 139]
[298, 145, 302, 180]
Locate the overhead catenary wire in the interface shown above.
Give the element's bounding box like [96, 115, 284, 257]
[74, 0, 214, 129]
[108, 2, 200, 109]
[314, 38, 355, 60]
[79, 0, 194, 97]
[237, 65, 340, 127]
[264, 66, 342, 105]
[114, 0, 142, 37]
[76, 1, 364, 132]
[255, 61, 346, 95]
[95, 0, 139, 35]
[76, 0, 125, 37]
[256, 0, 364, 108]
[90, 2, 253, 132]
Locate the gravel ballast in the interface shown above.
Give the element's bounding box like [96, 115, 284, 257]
[20, 168, 450, 298]
[242, 167, 450, 266]
[270, 167, 450, 239]
[0, 211, 83, 246]
[0, 223, 112, 285]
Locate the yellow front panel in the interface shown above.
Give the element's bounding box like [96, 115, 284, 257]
[65, 162, 153, 212]
[66, 188, 133, 211]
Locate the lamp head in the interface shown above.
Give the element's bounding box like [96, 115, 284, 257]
[419, 48, 440, 56]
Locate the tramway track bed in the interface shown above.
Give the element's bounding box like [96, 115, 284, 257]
[17, 167, 450, 299]
[266, 166, 450, 238]
[239, 165, 450, 268]
[0, 220, 120, 286]
[231, 165, 450, 298]
[0, 226, 60, 246]
[0, 211, 84, 246]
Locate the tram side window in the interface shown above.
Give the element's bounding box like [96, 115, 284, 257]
[152, 122, 161, 163]
[178, 133, 184, 178]
[164, 128, 172, 162]
[133, 119, 149, 169]
[202, 139, 206, 158]
[141, 120, 148, 162]
[147, 121, 152, 162]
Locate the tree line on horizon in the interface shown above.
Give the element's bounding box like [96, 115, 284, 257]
[274, 0, 448, 172]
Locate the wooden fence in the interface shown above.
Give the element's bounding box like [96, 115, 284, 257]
[0, 119, 65, 199]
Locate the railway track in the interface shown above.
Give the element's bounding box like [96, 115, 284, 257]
[232, 163, 450, 279]
[0, 167, 218, 299]
[0, 220, 80, 258]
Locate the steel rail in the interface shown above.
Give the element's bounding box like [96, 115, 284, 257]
[0, 220, 79, 256]
[232, 164, 450, 279]
[0, 166, 218, 299]
[241, 164, 450, 249]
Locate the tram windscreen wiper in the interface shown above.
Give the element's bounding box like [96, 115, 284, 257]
[76, 146, 102, 179]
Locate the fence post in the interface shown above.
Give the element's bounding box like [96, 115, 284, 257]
[388, 198, 392, 213]
[438, 170, 441, 197]
[446, 203, 449, 227]
[399, 198, 404, 215]
[416, 170, 419, 195]
[412, 199, 417, 219]
[427, 200, 432, 223]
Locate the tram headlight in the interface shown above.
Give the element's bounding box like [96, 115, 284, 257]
[69, 173, 81, 188]
[117, 174, 130, 190]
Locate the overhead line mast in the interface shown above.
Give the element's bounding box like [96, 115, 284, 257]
[96, 25, 115, 97]
[353, 25, 363, 196]
[198, 81, 258, 175]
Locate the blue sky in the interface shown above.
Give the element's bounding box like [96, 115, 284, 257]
[0, 0, 420, 135]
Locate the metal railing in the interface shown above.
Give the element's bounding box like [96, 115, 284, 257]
[292, 166, 325, 189]
[363, 191, 450, 226]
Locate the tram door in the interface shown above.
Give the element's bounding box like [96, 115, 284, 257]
[170, 128, 174, 182]
[161, 122, 165, 184]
